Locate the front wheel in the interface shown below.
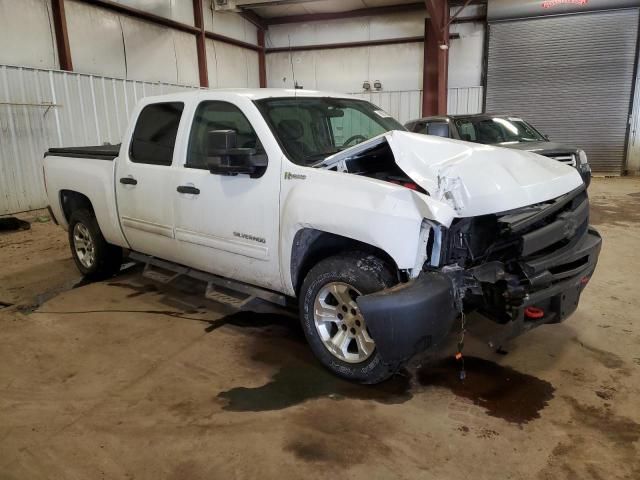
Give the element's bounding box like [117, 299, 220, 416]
[68, 209, 122, 279]
[299, 251, 399, 384]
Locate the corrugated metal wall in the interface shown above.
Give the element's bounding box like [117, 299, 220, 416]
[486, 10, 640, 174]
[350, 87, 484, 124]
[0, 0, 260, 87]
[0, 64, 199, 215]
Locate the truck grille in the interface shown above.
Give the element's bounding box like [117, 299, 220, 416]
[440, 186, 599, 322]
[546, 153, 576, 167]
[442, 185, 591, 281]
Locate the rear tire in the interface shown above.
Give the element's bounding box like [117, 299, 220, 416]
[68, 209, 122, 279]
[299, 251, 399, 384]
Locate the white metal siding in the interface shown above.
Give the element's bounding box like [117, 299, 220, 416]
[205, 7, 258, 46]
[0, 0, 58, 69]
[0, 65, 198, 215]
[486, 10, 640, 173]
[350, 87, 483, 124]
[265, 18, 485, 92]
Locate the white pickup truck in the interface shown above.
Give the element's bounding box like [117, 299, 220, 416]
[44, 89, 601, 383]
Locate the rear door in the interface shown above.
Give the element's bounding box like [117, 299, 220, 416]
[115, 101, 185, 262]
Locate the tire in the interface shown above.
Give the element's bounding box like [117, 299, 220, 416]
[68, 209, 122, 279]
[299, 251, 400, 384]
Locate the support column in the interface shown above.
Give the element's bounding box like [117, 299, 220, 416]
[422, 0, 449, 116]
[258, 29, 267, 88]
[193, 0, 209, 88]
[51, 0, 73, 71]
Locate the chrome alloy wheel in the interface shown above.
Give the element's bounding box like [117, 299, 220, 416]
[72, 222, 96, 269]
[313, 282, 375, 363]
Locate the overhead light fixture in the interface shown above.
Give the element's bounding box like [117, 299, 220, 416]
[362, 81, 371, 91]
[373, 80, 382, 90]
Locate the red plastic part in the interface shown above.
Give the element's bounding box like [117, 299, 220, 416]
[524, 306, 545, 319]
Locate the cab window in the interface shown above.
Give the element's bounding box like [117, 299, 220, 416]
[186, 101, 262, 170]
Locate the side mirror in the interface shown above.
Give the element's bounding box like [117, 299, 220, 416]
[206, 130, 267, 178]
[543, 134, 550, 141]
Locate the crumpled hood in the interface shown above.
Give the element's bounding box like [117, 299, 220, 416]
[322, 131, 584, 218]
[387, 131, 583, 217]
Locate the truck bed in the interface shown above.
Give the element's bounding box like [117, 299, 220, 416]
[45, 144, 121, 161]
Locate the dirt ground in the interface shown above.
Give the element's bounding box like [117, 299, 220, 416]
[0, 178, 639, 480]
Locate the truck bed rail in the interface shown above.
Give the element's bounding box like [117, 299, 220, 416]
[45, 144, 121, 160]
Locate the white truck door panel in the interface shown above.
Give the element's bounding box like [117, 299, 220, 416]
[172, 99, 282, 291]
[115, 101, 184, 262]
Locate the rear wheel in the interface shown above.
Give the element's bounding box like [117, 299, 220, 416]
[68, 209, 122, 279]
[299, 251, 399, 384]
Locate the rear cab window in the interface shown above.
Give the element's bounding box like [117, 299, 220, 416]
[130, 102, 184, 166]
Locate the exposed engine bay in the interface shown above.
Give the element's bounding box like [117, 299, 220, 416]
[320, 139, 427, 193]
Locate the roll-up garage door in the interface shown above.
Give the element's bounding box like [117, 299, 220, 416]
[485, 10, 639, 173]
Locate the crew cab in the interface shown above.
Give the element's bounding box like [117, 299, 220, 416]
[43, 89, 601, 384]
[405, 114, 592, 187]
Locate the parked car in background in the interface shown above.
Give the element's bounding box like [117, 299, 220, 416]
[405, 114, 591, 187]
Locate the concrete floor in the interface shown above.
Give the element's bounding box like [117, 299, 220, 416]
[0, 178, 639, 480]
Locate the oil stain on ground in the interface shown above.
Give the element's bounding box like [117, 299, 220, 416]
[218, 362, 412, 411]
[417, 356, 555, 424]
[215, 310, 412, 411]
[213, 313, 552, 420]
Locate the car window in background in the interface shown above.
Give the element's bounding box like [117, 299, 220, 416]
[425, 122, 449, 138]
[256, 97, 405, 166]
[453, 117, 546, 145]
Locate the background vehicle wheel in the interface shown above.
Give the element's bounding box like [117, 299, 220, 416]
[68, 209, 122, 279]
[299, 251, 399, 384]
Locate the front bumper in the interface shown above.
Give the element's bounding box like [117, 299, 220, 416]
[471, 228, 601, 345]
[357, 272, 459, 364]
[357, 228, 602, 365]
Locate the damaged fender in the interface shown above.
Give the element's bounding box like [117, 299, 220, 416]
[279, 165, 457, 295]
[356, 272, 460, 363]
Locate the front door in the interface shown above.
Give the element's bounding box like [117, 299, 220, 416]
[171, 100, 282, 291]
[115, 101, 184, 262]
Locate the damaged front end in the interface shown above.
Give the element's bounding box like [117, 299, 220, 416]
[450, 185, 601, 343]
[357, 185, 601, 364]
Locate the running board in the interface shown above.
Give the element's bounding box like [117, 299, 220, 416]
[129, 252, 288, 307]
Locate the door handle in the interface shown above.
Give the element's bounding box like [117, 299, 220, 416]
[177, 185, 200, 195]
[120, 177, 138, 185]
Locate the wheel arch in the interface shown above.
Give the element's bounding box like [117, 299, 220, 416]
[290, 228, 399, 296]
[59, 190, 95, 223]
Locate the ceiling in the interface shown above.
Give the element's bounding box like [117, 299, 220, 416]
[227, 0, 486, 20]
[232, 0, 421, 19]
